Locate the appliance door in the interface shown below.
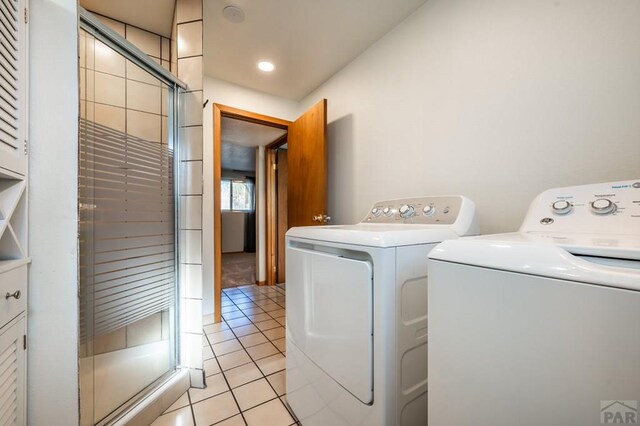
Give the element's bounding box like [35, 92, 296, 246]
[287, 243, 374, 404]
[428, 259, 640, 426]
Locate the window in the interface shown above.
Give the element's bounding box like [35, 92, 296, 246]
[221, 179, 254, 212]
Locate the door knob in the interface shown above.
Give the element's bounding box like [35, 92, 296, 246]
[312, 214, 331, 223]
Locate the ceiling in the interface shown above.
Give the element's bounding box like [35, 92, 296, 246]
[221, 117, 287, 172]
[203, 0, 427, 100]
[81, 0, 428, 99]
[80, 0, 176, 38]
[221, 143, 256, 172]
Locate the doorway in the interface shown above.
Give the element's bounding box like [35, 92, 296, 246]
[213, 100, 328, 322]
[220, 117, 286, 290]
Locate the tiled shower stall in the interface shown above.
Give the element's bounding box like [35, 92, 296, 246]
[77, 0, 206, 423]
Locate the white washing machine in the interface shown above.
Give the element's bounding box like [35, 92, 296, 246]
[428, 179, 640, 426]
[285, 196, 478, 426]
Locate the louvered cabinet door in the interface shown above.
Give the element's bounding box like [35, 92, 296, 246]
[0, 316, 25, 426]
[0, 0, 26, 176]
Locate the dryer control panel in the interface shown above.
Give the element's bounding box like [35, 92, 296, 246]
[363, 196, 469, 225]
[522, 179, 640, 235]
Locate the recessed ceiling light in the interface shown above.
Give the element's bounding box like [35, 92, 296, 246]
[258, 61, 275, 72]
[222, 6, 245, 23]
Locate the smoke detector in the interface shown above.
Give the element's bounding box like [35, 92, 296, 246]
[223, 6, 245, 23]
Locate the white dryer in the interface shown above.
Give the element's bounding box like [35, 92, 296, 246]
[285, 196, 478, 426]
[428, 179, 640, 426]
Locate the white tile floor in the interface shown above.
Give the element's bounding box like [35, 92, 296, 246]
[152, 284, 298, 426]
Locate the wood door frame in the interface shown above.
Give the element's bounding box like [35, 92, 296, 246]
[264, 134, 288, 286]
[213, 104, 291, 322]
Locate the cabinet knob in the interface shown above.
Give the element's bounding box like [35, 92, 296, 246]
[5, 290, 20, 300]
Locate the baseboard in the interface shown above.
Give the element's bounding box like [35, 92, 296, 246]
[256, 280, 266, 286]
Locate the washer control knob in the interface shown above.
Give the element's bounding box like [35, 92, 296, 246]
[371, 207, 381, 217]
[591, 198, 616, 215]
[423, 205, 435, 216]
[382, 207, 393, 217]
[399, 204, 415, 218]
[551, 200, 573, 215]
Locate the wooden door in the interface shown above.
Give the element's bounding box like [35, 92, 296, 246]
[276, 149, 288, 283]
[287, 99, 328, 228]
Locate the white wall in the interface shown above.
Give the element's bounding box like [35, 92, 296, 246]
[28, 0, 79, 423]
[202, 77, 299, 313]
[301, 0, 640, 233]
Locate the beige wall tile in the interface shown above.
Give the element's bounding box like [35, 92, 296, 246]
[80, 69, 86, 101]
[177, 56, 202, 91]
[126, 25, 161, 59]
[180, 160, 203, 195]
[97, 15, 125, 37]
[180, 229, 202, 264]
[177, 0, 202, 23]
[126, 60, 160, 86]
[177, 22, 202, 58]
[95, 72, 126, 107]
[79, 32, 86, 68]
[85, 101, 95, 122]
[161, 86, 169, 117]
[84, 34, 95, 70]
[85, 70, 95, 101]
[127, 110, 161, 142]
[181, 264, 203, 299]
[126, 313, 163, 347]
[93, 327, 126, 355]
[127, 80, 162, 114]
[95, 40, 125, 77]
[182, 90, 203, 126]
[94, 104, 126, 132]
[179, 126, 203, 161]
[162, 37, 170, 61]
[162, 116, 169, 144]
[181, 298, 202, 334]
[180, 196, 202, 229]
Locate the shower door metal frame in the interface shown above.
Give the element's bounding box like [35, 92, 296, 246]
[79, 7, 187, 426]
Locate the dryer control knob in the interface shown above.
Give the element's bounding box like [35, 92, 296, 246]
[551, 200, 573, 215]
[399, 204, 415, 218]
[591, 198, 617, 215]
[382, 207, 393, 217]
[423, 205, 435, 216]
[371, 207, 382, 217]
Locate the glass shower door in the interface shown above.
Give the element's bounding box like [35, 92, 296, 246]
[78, 27, 178, 425]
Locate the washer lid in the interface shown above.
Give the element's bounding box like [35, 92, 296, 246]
[429, 232, 640, 291]
[287, 223, 464, 247]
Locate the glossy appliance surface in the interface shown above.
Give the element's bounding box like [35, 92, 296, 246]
[286, 195, 478, 426]
[428, 179, 640, 426]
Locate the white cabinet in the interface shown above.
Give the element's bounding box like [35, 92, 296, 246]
[0, 0, 29, 422]
[0, 263, 26, 426]
[0, 0, 28, 177]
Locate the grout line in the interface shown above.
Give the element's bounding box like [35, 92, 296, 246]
[187, 285, 290, 426]
[186, 383, 197, 426]
[218, 285, 292, 420]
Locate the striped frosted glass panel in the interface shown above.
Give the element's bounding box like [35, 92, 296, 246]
[79, 119, 175, 342]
